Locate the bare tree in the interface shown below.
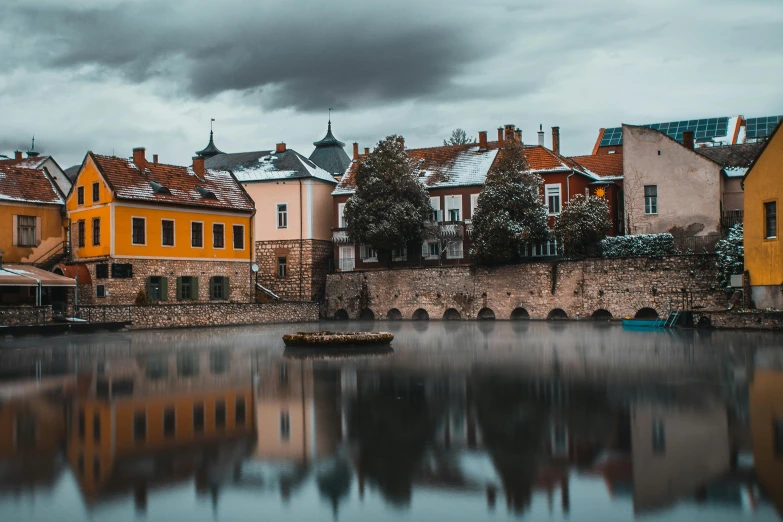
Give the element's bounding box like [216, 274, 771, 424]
[443, 128, 475, 146]
[423, 221, 464, 266]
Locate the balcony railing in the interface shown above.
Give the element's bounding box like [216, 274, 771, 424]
[721, 210, 743, 230]
[425, 221, 465, 239]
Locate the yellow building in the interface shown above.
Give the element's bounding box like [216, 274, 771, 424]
[743, 119, 783, 309]
[749, 368, 783, 516]
[67, 148, 255, 304]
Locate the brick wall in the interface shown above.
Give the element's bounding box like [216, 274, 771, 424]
[77, 301, 317, 329]
[325, 255, 727, 320]
[255, 239, 331, 301]
[79, 258, 253, 305]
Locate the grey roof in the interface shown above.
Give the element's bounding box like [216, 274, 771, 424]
[196, 131, 224, 158]
[695, 142, 765, 168]
[205, 148, 337, 184]
[64, 165, 80, 181]
[309, 122, 351, 175]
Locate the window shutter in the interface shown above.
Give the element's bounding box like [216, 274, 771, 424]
[192, 276, 199, 300]
[470, 194, 479, 217]
[35, 216, 42, 245]
[12, 215, 17, 246]
[161, 277, 168, 301]
[146, 277, 152, 300]
[359, 245, 366, 259]
[176, 277, 182, 301]
[222, 277, 230, 300]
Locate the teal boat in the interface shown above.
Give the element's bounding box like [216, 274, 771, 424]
[621, 318, 666, 329]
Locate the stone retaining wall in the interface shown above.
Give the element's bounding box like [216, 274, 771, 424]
[0, 306, 52, 326]
[77, 302, 318, 330]
[326, 255, 727, 321]
[694, 310, 783, 330]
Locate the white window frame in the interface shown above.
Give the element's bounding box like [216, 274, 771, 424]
[16, 215, 37, 247]
[232, 224, 245, 250]
[446, 240, 463, 259]
[644, 185, 658, 215]
[444, 195, 462, 222]
[469, 193, 479, 220]
[338, 203, 347, 228]
[131, 216, 147, 246]
[338, 246, 355, 272]
[277, 203, 288, 229]
[191, 221, 204, 249]
[429, 196, 441, 222]
[423, 241, 440, 260]
[212, 222, 225, 249]
[161, 219, 175, 248]
[360, 244, 378, 262]
[545, 184, 562, 216]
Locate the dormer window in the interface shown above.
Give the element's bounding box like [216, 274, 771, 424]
[196, 186, 217, 200]
[150, 181, 171, 195]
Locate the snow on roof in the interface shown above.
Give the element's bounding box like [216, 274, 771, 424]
[0, 165, 64, 205]
[206, 149, 337, 184]
[723, 166, 748, 178]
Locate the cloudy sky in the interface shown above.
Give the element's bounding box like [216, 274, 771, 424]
[1, 0, 781, 168]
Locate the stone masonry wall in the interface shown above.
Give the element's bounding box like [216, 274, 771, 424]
[76, 301, 317, 329]
[693, 310, 783, 330]
[255, 239, 332, 301]
[0, 306, 53, 326]
[325, 255, 727, 320]
[78, 258, 253, 305]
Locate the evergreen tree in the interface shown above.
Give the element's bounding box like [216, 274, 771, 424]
[715, 223, 743, 288]
[443, 128, 475, 146]
[344, 136, 431, 263]
[554, 194, 611, 256]
[470, 140, 549, 264]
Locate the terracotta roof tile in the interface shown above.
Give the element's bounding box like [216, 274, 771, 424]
[570, 153, 624, 178]
[90, 153, 254, 212]
[0, 156, 48, 170]
[0, 165, 64, 204]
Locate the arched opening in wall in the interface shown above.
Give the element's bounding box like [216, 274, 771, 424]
[634, 307, 659, 320]
[591, 309, 613, 321]
[443, 308, 462, 321]
[697, 316, 712, 329]
[477, 308, 496, 320]
[359, 308, 375, 321]
[333, 309, 349, 321]
[510, 307, 530, 321]
[412, 308, 429, 321]
[547, 309, 568, 321]
[386, 308, 402, 320]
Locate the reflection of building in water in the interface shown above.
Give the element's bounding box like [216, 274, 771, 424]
[0, 391, 67, 493]
[750, 368, 783, 517]
[66, 348, 255, 506]
[630, 402, 731, 513]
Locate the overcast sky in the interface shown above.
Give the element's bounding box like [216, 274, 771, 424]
[1, 0, 781, 168]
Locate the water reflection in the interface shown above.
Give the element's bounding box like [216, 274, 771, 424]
[0, 322, 781, 521]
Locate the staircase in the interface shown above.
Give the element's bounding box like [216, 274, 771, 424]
[30, 241, 69, 270]
[664, 311, 680, 328]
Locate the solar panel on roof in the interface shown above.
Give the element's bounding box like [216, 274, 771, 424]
[599, 117, 732, 147]
[746, 115, 782, 139]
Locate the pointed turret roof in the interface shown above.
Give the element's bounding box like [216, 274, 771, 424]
[196, 130, 224, 158]
[309, 121, 351, 176]
[27, 136, 40, 158]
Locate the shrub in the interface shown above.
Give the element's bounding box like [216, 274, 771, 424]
[134, 288, 149, 306]
[715, 223, 743, 288]
[600, 233, 676, 258]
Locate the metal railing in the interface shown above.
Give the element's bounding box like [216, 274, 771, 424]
[63, 305, 133, 324]
[721, 210, 743, 230]
[27, 240, 69, 268]
[672, 235, 719, 253]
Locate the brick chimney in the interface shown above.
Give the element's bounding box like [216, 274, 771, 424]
[153, 154, 159, 164]
[192, 156, 205, 179]
[14, 150, 22, 160]
[364, 147, 370, 156]
[504, 124, 515, 142]
[515, 129, 522, 143]
[497, 127, 503, 143]
[682, 130, 694, 150]
[353, 142, 359, 160]
[132, 147, 146, 172]
[537, 125, 545, 147]
[478, 131, 488, 150]
[275, 142, 286, 153]
[396, 136, 405, 149]
[552, 127, 560, 155]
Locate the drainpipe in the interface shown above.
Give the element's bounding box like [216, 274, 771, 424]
[299, 180, 304, 301]
[566, 171, 576, 204]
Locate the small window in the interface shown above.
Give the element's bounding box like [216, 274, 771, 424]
[111, 263, 133, 279]
[78, 410, 85, 441]
[210, 276, 228, 300]
[178, 276, 197, 301]
[96, 263, 109, 279]
[92, 182, 100, 203]
[360, 245, 377, 261]
[280, 411, 291, 441]
[77, 220, 85, 248]
[546, 184, 561, 215]
[77, 186, 84, 205]
[163, 408, 176, 438]
[161, 220, 174, 246]
[215, 400, 226, 430]
[233, 225, 244, 250]
[392, 246, 407, 261]
[132, 217, 146, 245]
[277, 257, 287, 278]
[93, 413, 101, 443]
[17, 215, 37, 247]
[210, 350, 229, 374]
[191, 222, 203, 248]
[193, 404, 205, 433]
[235, 398, 246, 426]
[96, 284, 106, 299]
[644, 185, 658, 215]
[428, 242, 440, 258]
[338, 203, 347, 228]
[133, 411, 146, 443]
[92, 218, 100, 246]
[765, 201, 777, 239]
[277, 204, 288, 229]
[213, 223, 224, 248]
[652, 419, 665, 455]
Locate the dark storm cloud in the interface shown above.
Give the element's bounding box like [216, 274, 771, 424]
[2, 1, 492, 111]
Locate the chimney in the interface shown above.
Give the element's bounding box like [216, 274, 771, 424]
[504, 124, 515, 142]
[132, 147, 146, 172]
[537, 125, 545, 147]
[682, 130, 694, 150]
[552, 127, 560, 155]
[14, 150, 22, 160]
[364, 147, 370, 156]
[478, 131, 488, 150]
[497, 127, 504, 143]
[192, 156, 205, 179]
[396, 136, 405, 149]
[153, 154, 159, 164]
[515, 128, 522, 143]
[352, 142, 359, 160]
[275, 142, 286, 153]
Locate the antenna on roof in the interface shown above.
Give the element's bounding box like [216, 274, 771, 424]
[27, 135, 40, 158]
[328, 108, 332, 125]
[211, 118, 215, 133]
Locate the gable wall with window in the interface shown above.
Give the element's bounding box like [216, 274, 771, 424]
[0, 201, 65, 263]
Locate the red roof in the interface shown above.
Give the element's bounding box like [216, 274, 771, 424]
[570, 153, 623, 178]
[0, 156, 48, 170]
[89, 153, 254, 212]
[0, 164, 64, 204]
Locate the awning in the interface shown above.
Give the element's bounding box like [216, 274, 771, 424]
[0, 265, 76, 287]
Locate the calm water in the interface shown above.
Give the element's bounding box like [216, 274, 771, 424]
[1, 321, 782, 522]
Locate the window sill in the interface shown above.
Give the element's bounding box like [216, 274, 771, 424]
[362, 258, 378, 263]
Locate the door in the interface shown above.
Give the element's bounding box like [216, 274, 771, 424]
[339, 246, 355, 272]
